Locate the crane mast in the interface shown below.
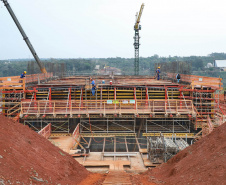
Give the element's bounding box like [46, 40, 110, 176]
[1, 0, 47, 73]
[133, 3, 144, 76]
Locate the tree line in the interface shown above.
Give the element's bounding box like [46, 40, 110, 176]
[0, 53, 225, 86]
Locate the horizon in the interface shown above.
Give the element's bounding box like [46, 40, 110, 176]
[1, 52, 225, 61]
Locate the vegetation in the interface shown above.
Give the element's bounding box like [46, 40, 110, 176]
[0, 52, 225, 86]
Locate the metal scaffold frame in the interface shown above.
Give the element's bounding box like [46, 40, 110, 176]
[0, 73, 224, 141]
[145, 118, 191, 133]
[79, 118, 136, 133]
[24, 119, 69, 133]
[147, 135, 189, 163]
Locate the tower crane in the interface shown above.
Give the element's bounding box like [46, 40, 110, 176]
[1, 0, 47, 73]
[133, 3, 144, 76]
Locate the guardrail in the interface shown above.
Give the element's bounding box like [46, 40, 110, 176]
[0, 76, 25, 90]
[0, 72, 53, 90]
[38, 123, 51, 139]
[71, 123, 83, 149]
[7, 102, 21, 117]
[20, 99, 194, 116]
[167, 73, 223, 89]
[207, 115, 214, 133]
[25, 72, 53, 83]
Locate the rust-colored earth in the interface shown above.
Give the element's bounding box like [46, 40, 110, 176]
[0, 115, 104, 184]
[137, 122, 226, 185]
[1, 114, 225, 185]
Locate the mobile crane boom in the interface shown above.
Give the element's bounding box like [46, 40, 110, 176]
[1, 0, 47, 73]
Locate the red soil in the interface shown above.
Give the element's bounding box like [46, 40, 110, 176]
[0, 115, 104, 184]
[79, 173, 106, 185]
[1, 113, 225, 185]
[140, 122, 226, 185]
[131, 174, 160, 185]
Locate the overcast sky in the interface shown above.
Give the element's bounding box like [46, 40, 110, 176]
[0, 0, 226, 60]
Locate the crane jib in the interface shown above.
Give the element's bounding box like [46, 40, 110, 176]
[134, 3, 144, 30]
[1, 0, 47, 74]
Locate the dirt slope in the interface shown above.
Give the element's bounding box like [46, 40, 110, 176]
[141, 122, 226, 185]
[0, 115, 92, 184]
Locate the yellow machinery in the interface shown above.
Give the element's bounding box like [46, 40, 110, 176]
[134, 3, 145, 30]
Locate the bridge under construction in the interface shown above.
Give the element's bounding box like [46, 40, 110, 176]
[0, 72, 225, 170]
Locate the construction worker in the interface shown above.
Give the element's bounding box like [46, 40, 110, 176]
[176, 73, 181, 83]
[156, 67, 161, 80]
[20, 71, 26, 78]
[91, 78, 96, 96]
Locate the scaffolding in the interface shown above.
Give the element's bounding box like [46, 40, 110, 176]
[19, 99, 194, 118]
[80, 118, 136, 133]
[24, 119, 69, 133]
[147, 135, 189, 163]
[0, 74, 224, 141]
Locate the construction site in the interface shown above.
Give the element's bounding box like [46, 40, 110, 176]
[0, 69, 225, 183]
[0, 0, 226, 184]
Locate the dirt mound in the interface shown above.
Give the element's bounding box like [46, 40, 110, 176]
[140, 122, 226, 185]
[0, 115, 101, 184]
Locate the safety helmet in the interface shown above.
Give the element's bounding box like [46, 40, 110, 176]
[158, 67, 160, 69]
[24, 71, 27, 74]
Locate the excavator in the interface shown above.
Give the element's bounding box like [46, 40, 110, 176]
[1, 0, 47, 73]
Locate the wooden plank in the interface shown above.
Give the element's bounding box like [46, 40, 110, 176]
[70, 153, 89, 157]
[135, 136, 141, 151]
[143, 158, 159, 167]
[114, 137, 116, 161]
[81, 160, 130, 171]
[102, 137, 106, 161]
[143, 133, 194, 138]
[139, 148, 148, 154]
[125, 137, 130, 162]
[103, 171, 132, 185]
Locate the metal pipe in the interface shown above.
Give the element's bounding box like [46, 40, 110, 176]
[103, 153, 137, 157]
